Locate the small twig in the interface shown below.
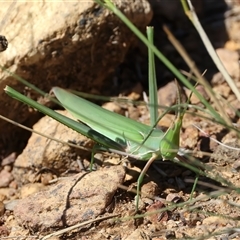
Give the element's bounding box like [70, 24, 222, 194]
[162, 24, 231, 125]
[185, 0, 240, 102]
[0, 114, 92, 153]
[41, 214, 119, 240]
[193, 123, 240, 151]
[184, 178, 231, 193]
[1, 237, 38, 239]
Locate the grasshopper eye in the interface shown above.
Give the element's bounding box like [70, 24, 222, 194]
[0, 35, 8, 52]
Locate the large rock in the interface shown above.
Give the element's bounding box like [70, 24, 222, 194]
[14, 165, 125, 233]
[12, 110, 91, 185]
[0, 1, 152, 156]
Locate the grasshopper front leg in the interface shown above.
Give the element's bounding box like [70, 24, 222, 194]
[135, 82, 185, 211]
[135, 114, 183, 211]
[135, 153, 158, 211]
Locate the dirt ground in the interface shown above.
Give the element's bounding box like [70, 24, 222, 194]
[1, 1, 240, 240]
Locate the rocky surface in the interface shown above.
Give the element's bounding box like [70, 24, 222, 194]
[13, 165, 125, 233]
[12, 110, 91, 186]
[1, 0, 240, 239]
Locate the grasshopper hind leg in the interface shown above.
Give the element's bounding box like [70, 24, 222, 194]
[135, 153, 158, 212]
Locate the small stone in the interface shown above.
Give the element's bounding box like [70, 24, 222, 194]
[9, 180, 18, 189]
[124, 229, 150, 240]
[166, 219, 178, 229]
[0, 201, 5, 216]
[141, 181, 160, 199]
[0, 35, 8, 52]
[180, 125, 198, 149]
[0, 188, 16, 199]
[0, 168, 14, 187]
[127, 82, 143, 100]
[202, 216, 229, 226]
[134, 195, 145, 210]
[40, 172, 55, 185]
[166, 193, 181, 203]
[127, 105, 140, 121]
[1, 152, 16, 166]
[102, 102, 124, 115]
[216, 48, 239, 79]
[165, 230, 176, 239]
[158, 81, 179, 107]
[213, 83, 231, 98]
[0, 225, 9, 237]
[145, 201, 168, 223]
[0, 194, 6, 202]
[186, 85, 209, 105]
[5, 199, 19, 211]
[232, 160, 240, 170]
[20, 183, 46, 199]
[125, 164, 141, 182]
[4, 165, 12, 172]
[225, 40, 240, 51]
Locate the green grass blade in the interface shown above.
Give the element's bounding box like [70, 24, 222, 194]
[181, 0, 240, 102]
[4, 86, 123, 151]
[147, 26, 158, 125]
[96, 0, 224, 124]
[1, 67, 46, 96]
[162, 25, 230, 124]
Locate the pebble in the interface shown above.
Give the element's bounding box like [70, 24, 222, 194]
[0, 168, 14, 187]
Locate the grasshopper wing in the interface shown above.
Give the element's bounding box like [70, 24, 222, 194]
[53, 87, 163, 156]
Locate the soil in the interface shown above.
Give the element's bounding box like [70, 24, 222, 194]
[1, 1, 240, 240]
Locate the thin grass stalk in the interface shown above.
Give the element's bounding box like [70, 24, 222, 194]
[94, 0, 224, 125]
[181, 0, 240, 102]
[162, 24, 231, 125]
[147, 26, 158, 125]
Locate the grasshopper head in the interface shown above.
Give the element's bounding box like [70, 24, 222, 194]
[160, 117, 182, 160]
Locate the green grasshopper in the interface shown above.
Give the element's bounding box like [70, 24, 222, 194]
[1, 0, 232, 217]
[5, 83, 185, 211]
[4, 23, 186, 211]
[4, 23, 186, 212]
